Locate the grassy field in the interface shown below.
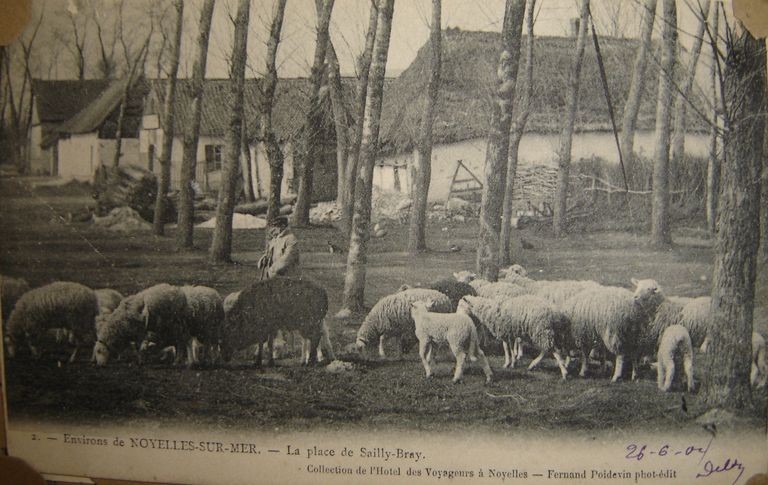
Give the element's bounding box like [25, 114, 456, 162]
[1, 176, 766, 434]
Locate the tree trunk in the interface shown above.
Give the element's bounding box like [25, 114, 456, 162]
[407, 0, 441, 254]
[706, 0, 720, 236]
[177, 0, 215, 249]
[619, 0, 656, 169]
[241, 116, 255, 202]
[292, 0, 335, 227]
[476, 0, 526, 280]
[670, 0, 710, 177]
[340, 1, 379, 236]
[209, 0, 249, 263]
[153, 0, 184, 236]
[339, 0, 395, 315]
[261, 0, 288, 223]
[552, 0, 589, 238]
[501, 0, 535, 266]
[701, 26, 765, 409]
[650, 0, 677, 247]
[327, 42, 350, 208]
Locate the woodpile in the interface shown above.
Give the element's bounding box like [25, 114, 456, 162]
[92, 164, 176, 223]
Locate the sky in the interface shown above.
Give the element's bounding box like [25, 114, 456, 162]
[12, 0, 728, 81]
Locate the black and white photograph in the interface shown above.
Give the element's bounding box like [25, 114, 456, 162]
[1, 0, 767, 484]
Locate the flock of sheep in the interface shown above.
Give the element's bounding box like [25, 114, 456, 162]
[354, 265, 768, 392]
[2, 265, 767, 395]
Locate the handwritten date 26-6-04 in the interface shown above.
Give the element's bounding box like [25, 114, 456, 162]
[625, 438, 745, 485]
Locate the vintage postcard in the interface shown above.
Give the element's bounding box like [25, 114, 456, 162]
[1, 0, 767, 484]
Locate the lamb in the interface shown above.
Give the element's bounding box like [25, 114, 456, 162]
[356, 288, 452, 358]
[561, 278, 665, 383]
[94, 283, 188, 366]
[5, 281, 99, 362]
[410, 300, 493, 383]
[656, 324, 694, 392]
[220, 277, 332, 366]
[94, 288, 124, 315]
[458, 295, 571, 379]
[752, 332, 767, 389]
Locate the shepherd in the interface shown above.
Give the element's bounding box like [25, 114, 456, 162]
[258, 216, 300, 279]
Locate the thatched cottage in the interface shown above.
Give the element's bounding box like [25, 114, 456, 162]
[375, 29, 709, 202]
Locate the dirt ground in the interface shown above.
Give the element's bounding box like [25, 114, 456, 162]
[1, 176, 766, 434]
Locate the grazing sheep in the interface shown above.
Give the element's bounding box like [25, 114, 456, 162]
[678, 296, 710, 349]
[562, 278, 665, 383]
[94, 288, 124, 315]
[638, 296, 691, 358]
[1, 275, 31, 323]
[475, 281, 528, 300]
[468, 279, 491, 291]
[356, 288, 452, 358]
[94, 283, 188, 366]
[427, 279, 477, 311]
[221, 277, 330, 366]
[499, 264, 528, 278]
[752, 332, 767, 389]
[179, 285, 224, 364]
[501, 272, 536, 288]
[6, 281, 99, 362]
[458, 295, 571, 379]
[531, 280, 603, 309]
[410, 300, 493, 383]
[656, 324, 694, 392]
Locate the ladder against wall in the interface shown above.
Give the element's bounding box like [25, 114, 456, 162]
[446, 159, 483, 202]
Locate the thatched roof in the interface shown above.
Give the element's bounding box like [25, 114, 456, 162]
[46, 78, 146, 146]
[145, 78, 356, 145]
[33, 79, 111, 124]
[379, 29, 662, 154]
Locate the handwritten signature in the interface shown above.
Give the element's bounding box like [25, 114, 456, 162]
[696, 457, 745, 485]
[626, 437, 746, 485]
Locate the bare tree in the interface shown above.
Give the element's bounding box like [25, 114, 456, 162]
[177, 0, 216, 249]
[407, 0, 441, 253]
[701, 23, 766, 409]
[261, 0, 288, 223]
[706, 0, 720, 236]
[476, 0, 526, 280]
[339, 1, 379, 236]
[1, 10, 44, 174]
[210, 0, 250, 263]
[293, 0, 336, 227]
[619, 0, 656, 168]
[669, 0, 711, 171]
[650, 0, 677, 247]
[326, 41, 351, 209]
[339, 0, 396, 315]
[65, 4, 88, 80]
[552, 0, 589, 238]
[153, 0, 183, 235]
[92, 0, 120, 79]
[501, 0, 535, 266]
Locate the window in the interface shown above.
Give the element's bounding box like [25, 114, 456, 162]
[205, 144, 223, 171]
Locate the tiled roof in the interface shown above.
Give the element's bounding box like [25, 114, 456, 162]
[33, 79, 111, 124]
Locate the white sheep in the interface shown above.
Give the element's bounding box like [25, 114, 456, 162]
[499, 264, 528, 278]
[5, 281, 99, 362]
[656, 324, 694, 392]
[501, 272, 537, 288]
[458, 295, 571, 379]
[561, 278, 665, 383]
[639, 296, 691, 359]
[752, 332, 767, 389]
[356, 288, 452, 358]
[531, 280, 603, 309]
[410, 300, 493, 383]
[94, 283, 189, 366]
[452, 271, 476, 283]
[179, 285, 224, 364]
[222, 290, 241, 316]
[94, 288, 124, 315]
[475, 282, 529, 300]
[678, 296, 710, 350]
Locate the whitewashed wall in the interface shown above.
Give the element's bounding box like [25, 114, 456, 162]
[58, 134, 140, 181]
[375, 130, 710, 201]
